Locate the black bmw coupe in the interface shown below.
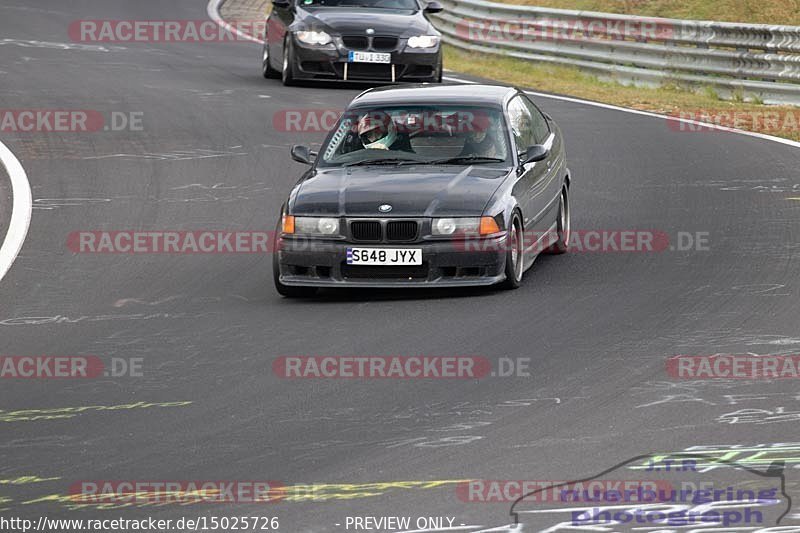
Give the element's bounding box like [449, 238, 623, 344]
[273, 84, 571, 297]
[261, 0, 444, 84]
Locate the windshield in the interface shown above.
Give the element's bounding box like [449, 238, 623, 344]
[318, 105, 511, 167]
[300, 0, 420, 9]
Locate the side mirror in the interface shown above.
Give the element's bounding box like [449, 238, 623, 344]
[424, 1, 444, 13]
[273, 0, 291, 9]
[291, 145, 315, 165]
[524, 144, 550, 163]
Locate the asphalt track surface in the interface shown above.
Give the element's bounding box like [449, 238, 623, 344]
[2, 1, 800, 532]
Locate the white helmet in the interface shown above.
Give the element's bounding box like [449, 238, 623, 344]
[357, 112, 397, 150]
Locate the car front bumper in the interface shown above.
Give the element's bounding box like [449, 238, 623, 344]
[277, 234, 508, 288]
[290, 36, 442, 83]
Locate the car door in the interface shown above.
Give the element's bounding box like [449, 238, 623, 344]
[506, 96, 549, 250]
[268, 0, 294, 67]
[521, 95, 562, 239]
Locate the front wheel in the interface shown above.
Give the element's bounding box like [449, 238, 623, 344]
[281, 39, 296, 86]
[500, 214, 524, 290]
[262, 41, 280, 79]
[546, 186, 570, 254]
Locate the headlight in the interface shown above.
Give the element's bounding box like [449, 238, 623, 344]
[295, 31, 333, 46]
[432, 218, 480, 235]
[294, 217, 340, 236]
[407, 35, 440, 49]
[432, 217, 502, 236]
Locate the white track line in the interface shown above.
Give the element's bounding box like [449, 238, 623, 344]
[207, 0, 264, 43]
[443, 74, 800, 150]
[0, 139, 32, 284]
[204, 1, 800, 151]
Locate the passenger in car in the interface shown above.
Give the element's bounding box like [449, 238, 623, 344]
[460, 115, 504, 158]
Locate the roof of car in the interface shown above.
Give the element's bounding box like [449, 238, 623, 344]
[350, 83, 518, 108]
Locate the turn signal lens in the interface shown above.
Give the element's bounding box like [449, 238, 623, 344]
[282, 215, 295, 234]
[479, 217, 501, 235]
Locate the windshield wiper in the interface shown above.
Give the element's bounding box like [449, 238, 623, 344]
[424, 156, 507, 165]
[343, 158, 420, 167]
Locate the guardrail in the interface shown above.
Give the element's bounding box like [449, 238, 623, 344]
[429, 0, 800, 105]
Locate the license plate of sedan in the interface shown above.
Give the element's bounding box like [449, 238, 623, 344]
[348, 51, 391, 64]
[347, 248, 422, 266]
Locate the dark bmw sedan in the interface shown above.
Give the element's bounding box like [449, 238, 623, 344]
[261, 0, 444, 85]
[273, 84, 571, 297]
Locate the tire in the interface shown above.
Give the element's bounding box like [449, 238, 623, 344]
[500, 213, 524, 290]
[262, 41, 280, 79]
[281, 39, 296, 86]
[272, 229, 317, 298]
[435, 56, 443, 83]
[547, 186, 570, 254]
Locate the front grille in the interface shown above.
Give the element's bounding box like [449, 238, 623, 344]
[351, 221, 382, 242]
[342, 36, 369, 50]
[342, 36, 398, 51]
[386, 221, 418, 242]
[372, 36, 399, 51]
[342, 263, 429, 279]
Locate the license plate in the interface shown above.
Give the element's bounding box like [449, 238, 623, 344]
[347, 248, 422, 265]
[348, 51, 391, 64]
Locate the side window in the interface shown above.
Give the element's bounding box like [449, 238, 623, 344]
[507, 97, 535, 155]
[523, 96, 551, 144]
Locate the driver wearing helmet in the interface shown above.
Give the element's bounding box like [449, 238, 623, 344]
[460, 113, 505, 159]
[357, 112, 413, 152]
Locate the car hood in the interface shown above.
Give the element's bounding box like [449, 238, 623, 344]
[300, 8, 433, 37]
[291, 165, 509, 217]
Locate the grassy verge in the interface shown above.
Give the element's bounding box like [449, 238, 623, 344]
[444, 45, 800, 142]
[497, 0, 800, 26]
